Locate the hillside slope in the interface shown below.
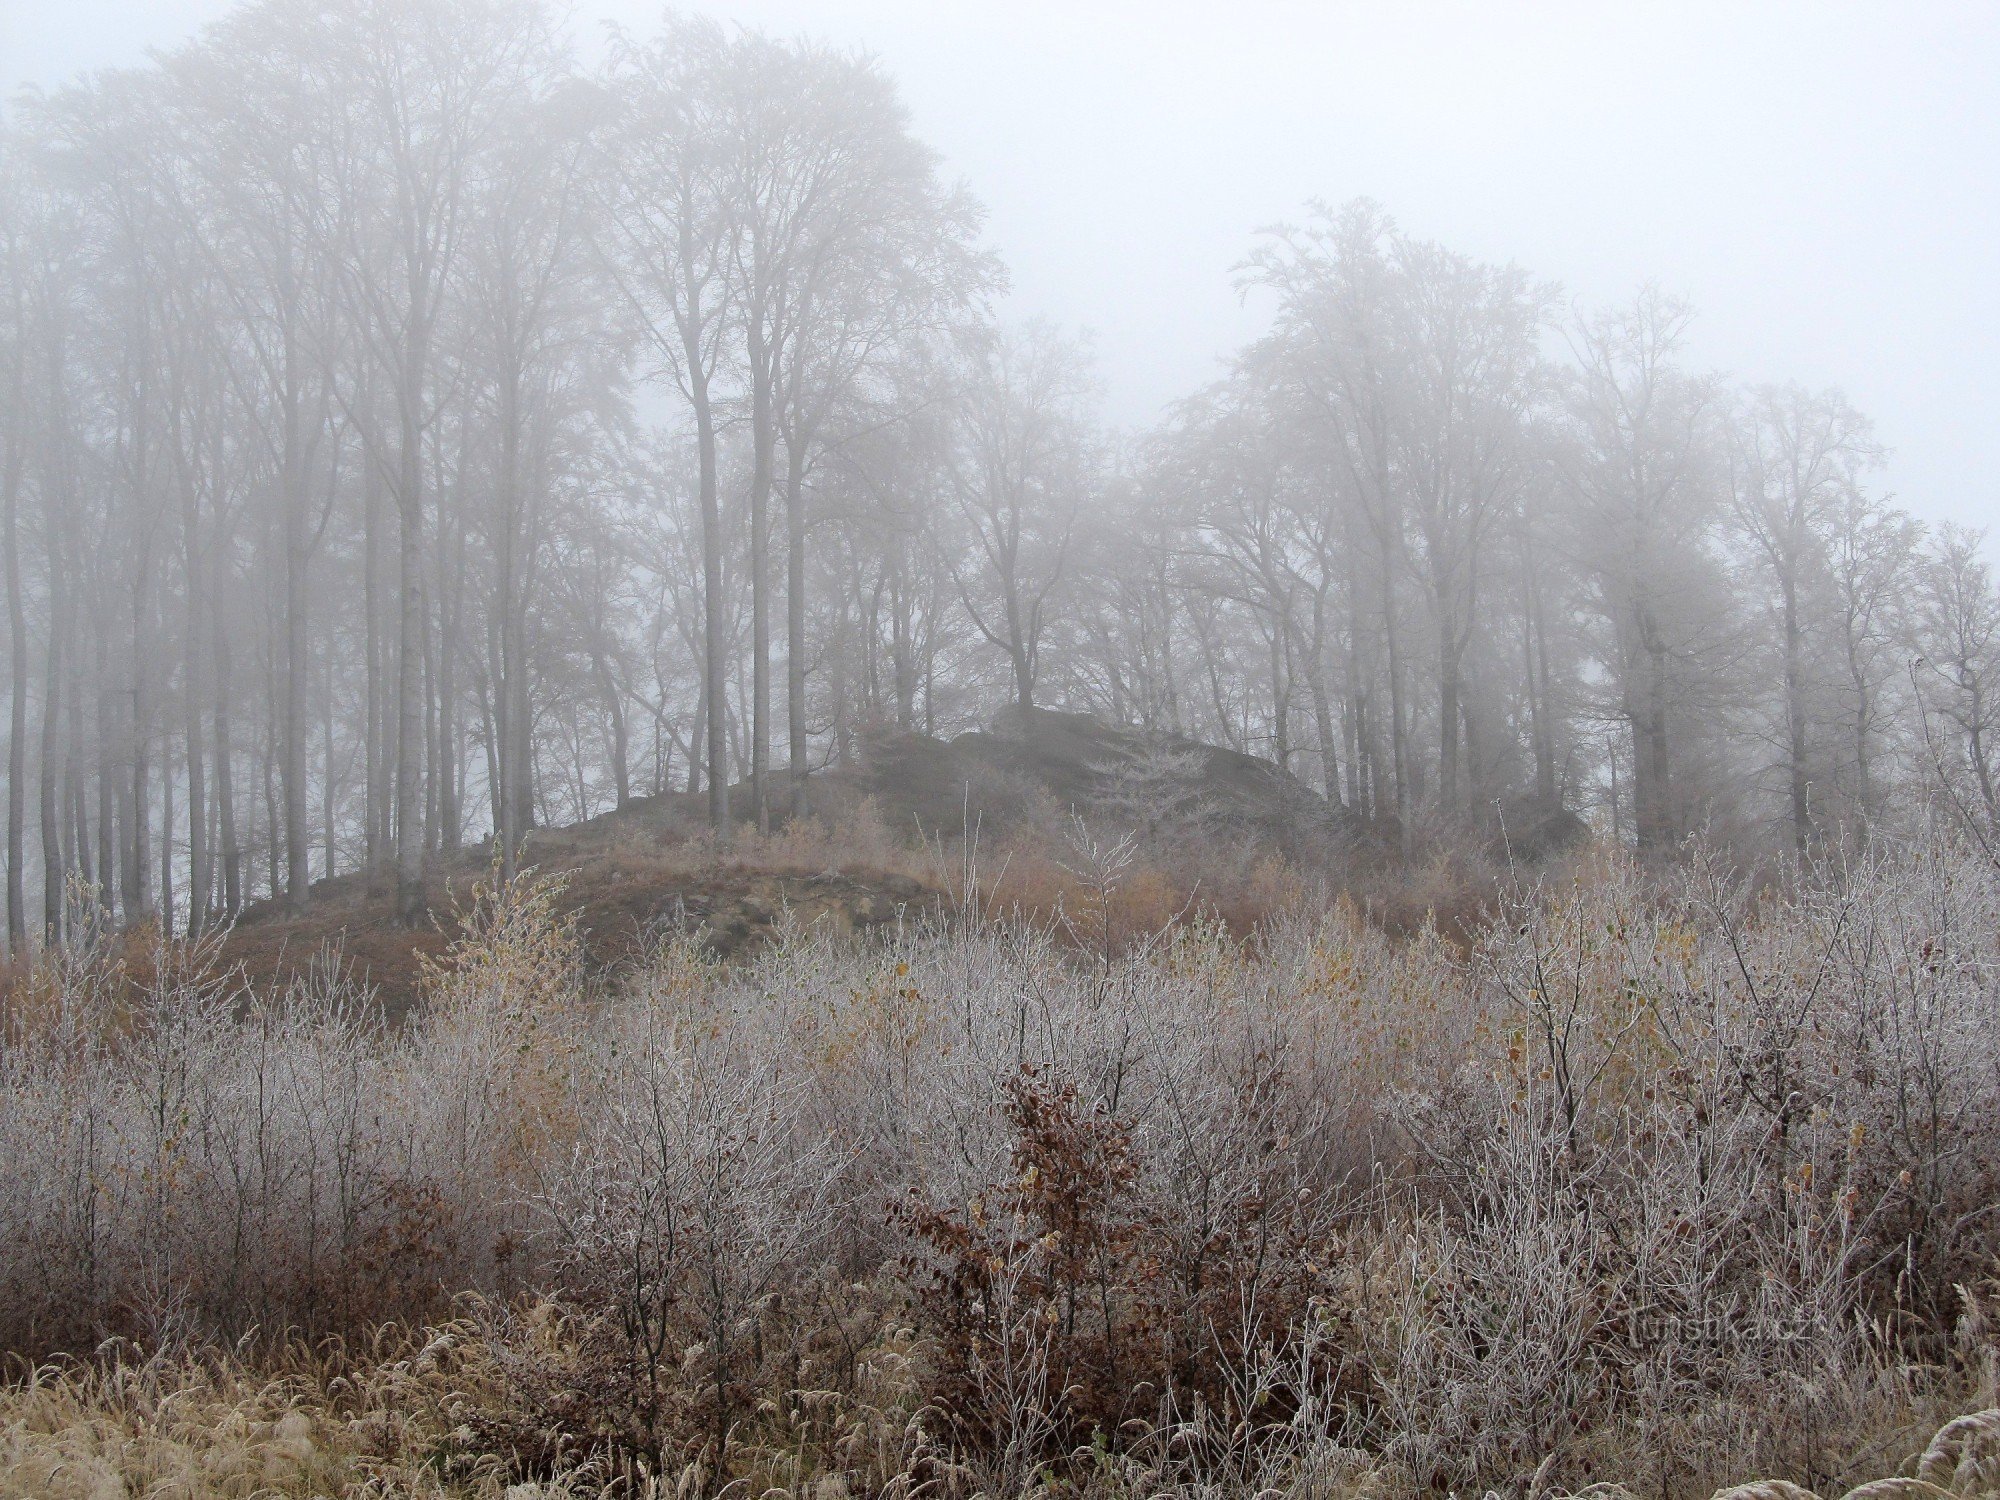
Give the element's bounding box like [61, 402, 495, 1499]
[221, 709, 1357, 1016]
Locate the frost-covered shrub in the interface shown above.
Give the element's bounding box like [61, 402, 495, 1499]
[2, 829, 1997, 1495]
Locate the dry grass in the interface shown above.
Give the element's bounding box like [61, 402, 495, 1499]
[0, 1331, 461, 1498]
[6, 821, 2000, 1497]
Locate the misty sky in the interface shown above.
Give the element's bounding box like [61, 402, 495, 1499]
[7, 0, 1995, 532]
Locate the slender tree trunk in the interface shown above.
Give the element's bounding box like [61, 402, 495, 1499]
[421, 577, 439, 855]
[180, 441, 208, 931]
[128, 548, 152, 921]
[262, 701, 280, 900]
[1782, 576, 1811, 858]
[1341, 558, 1368, 816]
[1302, 582, 1340, 804]
[785, 434, 809, 820]
[687, 681, 706, 797]
[38, 613, 62, 946]
[1646, 642, 1674, 848]
[510, 637, 533, 849]
[747, 326, 774, 834]
[363, 439, 387, 871]
[3, 441, 26, 950]
[184, 632, 208, 936]
[1628, 607, 1676, 852]
[1269, 616, 1290, 771]
[595, 652, 630, 808]
[1609, 733, 1624, 847]
[65, 644, 89, 894]
[495, 370, 524, 878]
[438, 502, 464, 855]
[687, 355, 730, 839]
[159, 753, 174, 940]
[94, 639, 115, 919]
[284, 468, 312, 908]
[393, 361, 427, 922]
[1382, 569, 1411, 851]
[213, 616, 241, 915]
[1311, 658, 1340, 806]
[481, 612, 501, 832]
[1963, 676, 1997, 824]
[1527, 560, 1557, 804]
[1848, 640, 1874, 820]
[1437, 625, 1462, 815]
[322, 651, 336, 882]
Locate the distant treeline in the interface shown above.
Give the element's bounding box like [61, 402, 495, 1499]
[0, 0, 1994, 945]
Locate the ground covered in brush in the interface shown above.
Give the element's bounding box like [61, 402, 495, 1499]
[4, 825, 2000, 1499]
[214, 710, 1397, 1021]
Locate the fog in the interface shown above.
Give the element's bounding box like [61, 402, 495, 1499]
[11, 11, 2000, 1491]
[1, 0, 1997, 947]
[11, 1, 1998, 527]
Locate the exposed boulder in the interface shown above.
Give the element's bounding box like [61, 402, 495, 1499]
[854, 706, 1356, 855]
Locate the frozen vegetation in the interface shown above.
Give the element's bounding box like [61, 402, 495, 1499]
[4, 819, 2000, 1496]
[3, 1, 2000, 1494]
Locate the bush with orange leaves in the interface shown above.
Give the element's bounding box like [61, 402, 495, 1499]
[895, 1060, 1340, 1492]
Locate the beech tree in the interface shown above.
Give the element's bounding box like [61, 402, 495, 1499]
[0, 9, 1985, 951]
[1560, 291, 1729, 851]
[1729, 385, 1881, 855]
[945, 322, 1096, 720]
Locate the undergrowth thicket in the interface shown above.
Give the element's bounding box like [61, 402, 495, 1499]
[4, 825, 2000, 1499]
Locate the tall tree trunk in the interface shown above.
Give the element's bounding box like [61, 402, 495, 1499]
[1847, 636, 1874, 821]
[1269, 616, 1290, 772]
[1629, 607, 1675, 852]
[594, 650, 630, 808]
[785, 434, 809, 820]
[438, 495, 464, 855]
[3, 440, 26, 950]
[1382, 567, 1411, 852]
[1782, 576, 1811, 858]
[1437, 624, 1462, 816]
[687, 681, 706, 797]
[95, 639, 116, 920]
[128, 549, 152, 921]
[363, 440, 387, 872]
[421, 577, 439, 855]
[1526, 559, 1557, 805]
[180, 460, 208, 931]
[38, 613, 62, 946]
[213, 616, 241, 915]
[262, 701, 280, 901]
[1963, 676, 1997, 825]
[494, 369, 525, 879]
[1311, 652, 1341, 808]
[322, 652, 337, 882]
[65, 646, 89, 894]
[687, 356, 730, 839]
[747, 325, 774, 834]
[283, 462, 312, 909]
[184, 645, 208, 936]
[393, 361, 427, 922]
[159, 753, 174, 940]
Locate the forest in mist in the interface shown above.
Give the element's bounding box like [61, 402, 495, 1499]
[1, 0, 1996, 952]
[12, 7, 2000, 1497]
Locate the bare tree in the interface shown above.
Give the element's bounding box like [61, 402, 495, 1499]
[0, 127, 31, 949]
[323, 0, 557, 918]
[946, 321, 1095, 721]
[597, 17, 740, 838]
[1914, 525, 2000, 832]
[1561, 290, 1727, 851]
[1730, 384, 1881, 856]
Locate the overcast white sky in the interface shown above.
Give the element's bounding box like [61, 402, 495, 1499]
[6, 0, 1996, 531]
